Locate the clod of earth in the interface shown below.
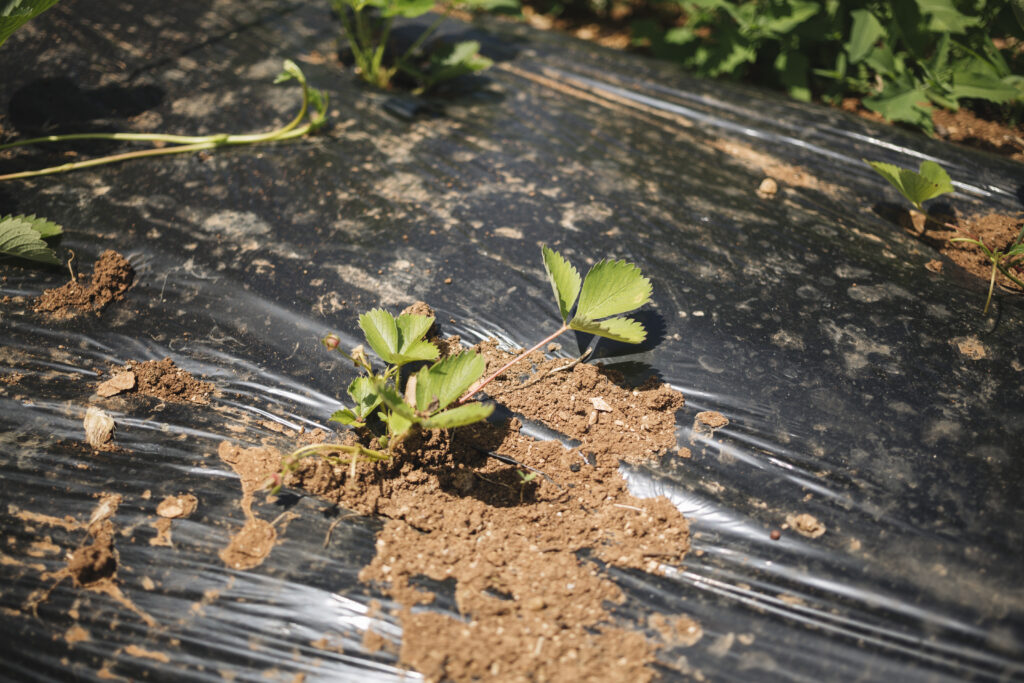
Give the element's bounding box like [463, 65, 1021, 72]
[33, 250, 134, 319]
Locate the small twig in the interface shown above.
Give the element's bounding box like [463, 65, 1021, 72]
[66, 250, 78, 283]
[613, 503, 644, 512]
[323, 512, 359, 547]
[546, 348, 592, 376]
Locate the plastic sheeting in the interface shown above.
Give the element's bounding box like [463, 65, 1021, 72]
[2, 1, 1022, 680]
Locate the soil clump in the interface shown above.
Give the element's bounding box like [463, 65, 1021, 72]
[99, 358, 214, 404]
[33, 250, 134, 319]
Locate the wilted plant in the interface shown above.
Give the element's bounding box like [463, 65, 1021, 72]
[0, 60, 327, 181]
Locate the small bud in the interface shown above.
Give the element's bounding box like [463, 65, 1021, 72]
[322, 333, 341, 351]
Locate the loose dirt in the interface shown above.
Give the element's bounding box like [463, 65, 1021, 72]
[99, 358, 214, 404]
[33, 250, 134, 319]
[221, 324, 692, 682]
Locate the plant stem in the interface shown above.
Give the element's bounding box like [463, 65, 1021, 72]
[0, 110, 317, 182]
[399, 10, 449, 64]
[458, 322, 569, 404]
[984, 261, 998, 315]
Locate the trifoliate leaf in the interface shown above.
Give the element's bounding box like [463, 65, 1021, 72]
[570, 316, 647, 344]
[423, 401, 494, 430]
[0, 0, 60, 48]
[358, 309, 439, 365]
[329, 408, 365, 427]
[573, 258, 652, 323]
[347, 376, 382, 420]
[414, 351, 486, 413]
[866, 159, 954, 210]
[0, 214, 63, 265]
[542, 245, 581, 322]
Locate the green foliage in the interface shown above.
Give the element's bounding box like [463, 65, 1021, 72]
[0, 0, 60, 48]
[0, 214, 63, 265]
[329, 0, 508, 90]
[866, 158, 954, 211]
[358, 308, 440, 365]
[542, 246, 652, 344]
[633, 0, 1024, 132]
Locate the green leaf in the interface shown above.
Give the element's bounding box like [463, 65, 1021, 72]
[382, 0, 434, 18]
[541, 245, 581, 322]
[0, 0, 60, 48]
[274, 59, 306, 85]
[845, 9, 884, 64]
[913, 0, 980, 34]
[775, 50, 811, 102]
[866, 159, 954, 210]
[414, 351, 486, 413]
[423, 402, 494, 430]
[347, 376, 382, 420]
[0, 214, 63, 265]
[382, 409, 414, 437]
[572, 258, 652, 323]
[570, 316, 647, 344]
[949, 72, 1022, 103]
[358, 309, 439, 365]
[330, 408, 365, 427]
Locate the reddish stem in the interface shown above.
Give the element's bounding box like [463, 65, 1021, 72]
[458, 322, 569, 404]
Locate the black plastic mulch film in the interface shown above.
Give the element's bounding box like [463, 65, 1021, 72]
[1, 1, 1022, 681]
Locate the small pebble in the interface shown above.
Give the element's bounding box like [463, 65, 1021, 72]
[770, 530, 781, 541]
[569, 463, 581, 473]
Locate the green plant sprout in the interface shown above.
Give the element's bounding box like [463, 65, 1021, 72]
[0, 214, 63, 264]
[270, 247, 652, 491]
[0, 60, 327, 182]
[950, 224, 1024, 315]
[866, 159, 954, 213]
[0, 0, 60, 49]
[458, 245, 652, 403]
[329, 0, 508, 91]
[269, 309, 494, 492]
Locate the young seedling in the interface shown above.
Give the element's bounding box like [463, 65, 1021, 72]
[0, 60, 327, 181]
[865, 159, 955, 218]
[458, 245, 652, 403]
[516, 469, 537, 503]
[0, 214, 63, 265]
[270, 308, 494, 492]
[329, 0, 502, 91]
[950, 224, 1024, 314]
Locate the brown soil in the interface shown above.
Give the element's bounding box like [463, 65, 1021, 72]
[33, 250, 134, 319]
[221, 327, 692, 682]
[99, 358, 214, 404]
[217, 441, 281, 570]
[903, 210, 1024, 293]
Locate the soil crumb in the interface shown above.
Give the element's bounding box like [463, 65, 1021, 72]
[33, 250, 134, 319]
[105, 358, 214, 404]
[475, 340, 684, 463]
[217, 442, 280, 570]
[786, 513, 826, 538]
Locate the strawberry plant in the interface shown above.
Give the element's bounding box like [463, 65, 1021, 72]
[0, 214, 63, 264]
[328, 0, 511, 91]
[271, 309, 494, 490]
[866, 158, 1023, 313]
[633, 0, 1024, 133]
[866, 159, 954, 213]
[272, 247, 652, 489]
[0, 0, 60, 48]
[0, 60, 327, 181]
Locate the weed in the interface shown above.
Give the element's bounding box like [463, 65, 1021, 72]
[0, 60, 327, 181]
[950, 224, 1024, 314]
